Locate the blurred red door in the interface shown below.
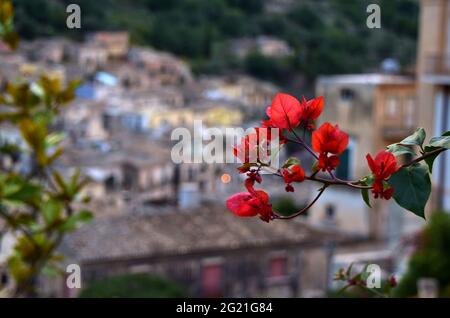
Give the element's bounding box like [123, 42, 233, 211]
[201, 263, 222, 297]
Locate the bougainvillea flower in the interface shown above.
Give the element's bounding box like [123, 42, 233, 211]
[233, 127, 285, 164]
[366, 151, 400, 181]
[233, 132, 259, 164]
[265, 93, 302, 131]
[244, 170, 262, 192]
[261, 120, 287, 144]
[282, 165, 305, 192]
[317, 153, 340, 172]
[371, 181, 394, 200]
[366, 151, 400, 200]
[312, 122, 349, 155]
[312, 123, 349, 172]
[226, 190, 273, 222]
[299, 96, 324, 130]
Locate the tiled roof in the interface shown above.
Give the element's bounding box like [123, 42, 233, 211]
[62, 206, 351, 263]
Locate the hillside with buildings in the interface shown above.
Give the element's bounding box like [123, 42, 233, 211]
[1, 0, 450, 299]
[12, 0, 419, 89]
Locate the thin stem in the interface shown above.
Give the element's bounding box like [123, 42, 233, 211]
[289, 133, 319, 160]
[273, 170, 371, 189]
[306, 175, 372, 189]
[0, 205, 36, 244]
[401, 147, 446, 168]
[265, 146, 447, 222]
[273, 185, 328, 220]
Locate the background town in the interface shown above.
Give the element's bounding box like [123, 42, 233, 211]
[0, 0, 449, 298]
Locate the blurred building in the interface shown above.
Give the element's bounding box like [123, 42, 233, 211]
[200, 75, 279, 120]
[229, 36, 294, 59]
[86, 32, 130, 59]
[314, 74, 423, 241]
[417, 0, 450, 211]
[128, 47, 193, 85]
[54, 206, 359, 298]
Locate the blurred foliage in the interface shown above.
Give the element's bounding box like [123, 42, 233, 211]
[78, 273, 187, 298]
[332, 263, 397, 298]
[0, 2, 92, 297]
[11, 0, 419, 85]
[393, 211, 450, 298]
[0, 0, 18, 48]
[272, 196, 305, 217]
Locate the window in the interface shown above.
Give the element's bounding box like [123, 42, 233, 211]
[385, 96, 400, 118]
[201, 263, 223, 297]
[325, 204, 336, 220]
[335, 148, 350, 180]
[404, 97, 416, 127]
[340, 88, 355, 102]
[269, 255, 287, 278]
[335, 138, 355, 181]
[188, 166, 195, 181]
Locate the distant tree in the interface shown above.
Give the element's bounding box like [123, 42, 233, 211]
[10, 0, 419, 85]
[272, 196, 306, 218]
[393, 211, 450, 297]
[244, 52, 292, 84]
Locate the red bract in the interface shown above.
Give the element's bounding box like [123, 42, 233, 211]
[366, 151, 399, 181]
[282, 165, 305, 192]
[372, 182, 394, 200]
[233, 127, 284, 165]
[266, 93, 301, 131]
[226, 190, 273, 222]
[317, 153, 340, 172]
[261, 120, 287, 144]
[366, 151, 400, 200]
[245, 170, 262, 192]
[312, 123, 349, 155]
[300, 96, 324, 130]
[233, 133, 258, 164]
[389, 276, 397, 288]
[312, 123, 349, 171]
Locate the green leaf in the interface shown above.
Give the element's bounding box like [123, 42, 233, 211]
[360, 175, 374, 208]
[424, 132, 450, 172]
[44, 132, 64, 148]
[423, 146, 440, 173]
[361, 188, 372, 208]
[41, 199, 63, 225]
[0, 175, 41, 207]
[282, 157, 301, 168]
[360, 264, 371, 282]
[429, 136, 450, 149]
[398, 128, 426, 147]
[388, 164, 431, 219]
[386, 144, 415, 157]
[59, 210, 93, 232]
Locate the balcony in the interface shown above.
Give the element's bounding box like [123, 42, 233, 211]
[379, 94, 417, 141]
[423, 54, 450, 84]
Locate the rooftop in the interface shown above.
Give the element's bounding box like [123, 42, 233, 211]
[317, 73, 415, 86]
[62, 206, 356, 264]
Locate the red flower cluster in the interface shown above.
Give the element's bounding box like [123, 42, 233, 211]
[227, 93, 402, 223]
[299, 96, 324, 130]
[264, 93, 324, 131]
[226, 189, 273, 222]
[233, 127, 285, 166]
[312, 123, 349, 172]
[282, 164, 305, 192]
[366, 151, 400, 200]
